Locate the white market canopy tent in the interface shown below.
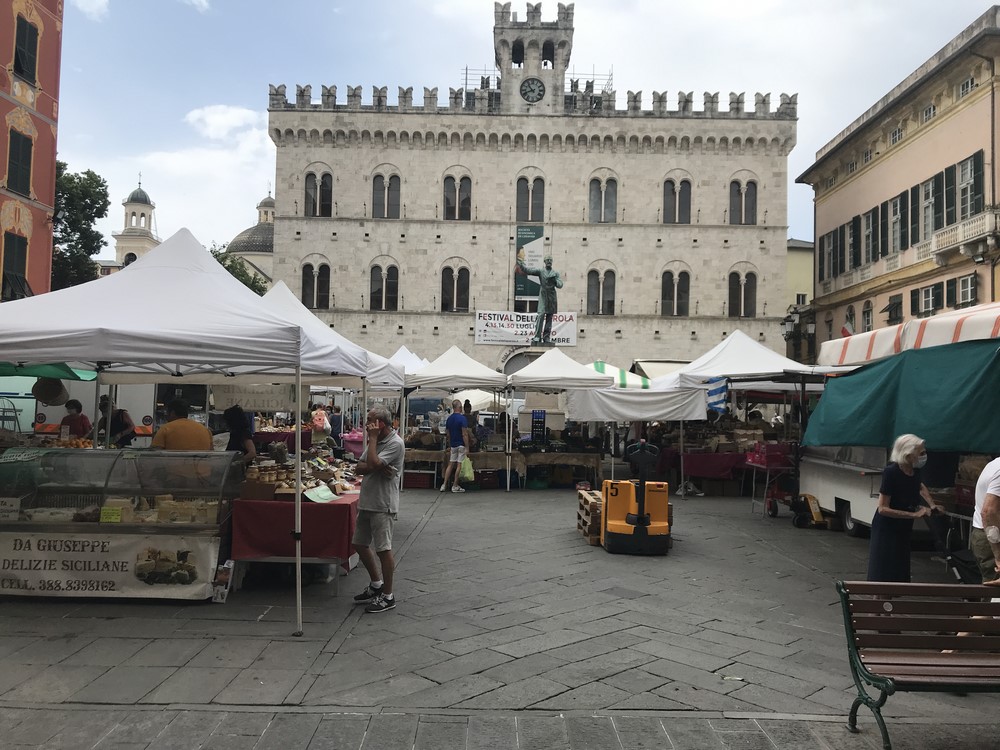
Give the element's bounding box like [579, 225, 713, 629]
[567, 386, 707, 422]
[261, 282, 404, 388]
[0, 229, 305, 377]
[817, 300, 1000, 366]
[587, 361, 651, 389]
[659, 330, 819, 390]
[390, 346, 430, 374]
[405, 345, 507, 390]
[451, 389, 508, 412]
[508, 348, 614, 390]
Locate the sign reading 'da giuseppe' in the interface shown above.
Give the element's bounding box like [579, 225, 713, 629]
[475, 311, 577, 346]
[0, 532, 219, 599]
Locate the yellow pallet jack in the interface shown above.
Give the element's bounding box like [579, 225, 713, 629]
[792, 493, 828, 529]
[601, 442, 671, 555]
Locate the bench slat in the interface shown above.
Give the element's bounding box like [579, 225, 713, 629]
[842, 581, 999, 598]
[884, 672, 1000, 686]
[852, 615, 1000, 632]
[864, 663, 1000, 678]
[855, 633, 1000, 650]
[850, 600, 1000, 616]
[860, 650, 1000, 668]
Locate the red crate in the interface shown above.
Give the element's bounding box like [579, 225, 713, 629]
[403, 471, 435, 489]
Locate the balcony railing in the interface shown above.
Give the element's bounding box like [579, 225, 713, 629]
[932, 210, 998, 262]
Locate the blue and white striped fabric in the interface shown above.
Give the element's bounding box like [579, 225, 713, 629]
[706, 377, 728, 413]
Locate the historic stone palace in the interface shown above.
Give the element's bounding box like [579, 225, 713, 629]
[265, 2, 798, 370]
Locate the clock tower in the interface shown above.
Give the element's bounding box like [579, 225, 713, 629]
[494, 2, 574, 115]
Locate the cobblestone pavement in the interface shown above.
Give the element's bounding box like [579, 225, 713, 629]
[1, 489, 998, 749]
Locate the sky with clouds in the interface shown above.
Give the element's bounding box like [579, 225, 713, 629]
[59, 0, 997, 259]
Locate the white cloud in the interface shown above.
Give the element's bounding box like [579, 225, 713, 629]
[69, 0, 109, 21]
[180, 0, 211, 12]
[183, 105, 265, 140]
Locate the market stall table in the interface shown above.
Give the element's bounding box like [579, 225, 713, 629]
[404, 449, 528, 486]
[253, 430, 312, 452]
[682, 452, 747, 480]
[524, 451, 603, 486]
[231, 494, 358, 593]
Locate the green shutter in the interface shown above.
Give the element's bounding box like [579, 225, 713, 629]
[851, 215, 862, 268]
[933, 172, 945, 230]
[899, 191, 909, 249]
[879, 201, 889, 257]
[909, 185, 920, 244]
[932, 282, 944, 310]
[910, 288, 920, 316]
[945, 165, 957, 225]
[973, 150, 985, 214]
[946, 278, 957, 308]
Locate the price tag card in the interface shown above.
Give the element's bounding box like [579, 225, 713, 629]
[100, 506, 123, 523]
[304, 485, 339, 504]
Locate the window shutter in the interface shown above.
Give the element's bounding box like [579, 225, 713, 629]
[838, 225, 847, 273]
[879, 201, 889, 257]
[851, 215, 862, 268]
[910, 289, 920, 315]
[817, 238, 825, 281]
[932, 282, 944, 310]
[899, 191, 909, 249]
[973, 150, 985, 214]
[933, 172, 945, 230]
[870, 208, 880, 258]
[946, 278, 957, 308]
[909, 185, 920, 244]
[944, 164, 957, 226]
[972, 271, 979, 303]
[831, 231, 840, 277]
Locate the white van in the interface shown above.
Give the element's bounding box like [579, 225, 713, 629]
[798, 445, 886, 536]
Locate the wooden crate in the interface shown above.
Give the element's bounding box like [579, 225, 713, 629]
[577, 488, 602, 544]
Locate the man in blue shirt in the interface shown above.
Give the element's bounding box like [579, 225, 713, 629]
[440, 399, 470, 493]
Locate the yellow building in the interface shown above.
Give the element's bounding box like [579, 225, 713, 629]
[798, 7, 1000, 351]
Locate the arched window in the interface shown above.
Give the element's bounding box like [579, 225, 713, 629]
[729, 180, 758, 225]
[728, 271, 757, 317]
[729, 181, 742, 225]
[130, 212, 137, 227]
[512, 40, 524, 67]
[440, 267, 454, 311]
[661, 271, 691, 316]
[123, 252, 137, 268]
[370, 265, 383, 310]
[139, 214, 146, 228]
[444, 177, 457, 221]
[663, 180, 692, 224]
[728, 272, 741, 317]
[586, 270, 600, 315]
[302, 264, 315, 308]
[319, 173, 333, 217]
[516, 177, 544, 222]
[316, 264, 330, 309]
[440, 266, 471, 312]
[385, 265, 399, 309]
[372, 174, 401, 219]
[542, 40, 555, 68]
[304, 173, 318, 217]
[862, 300, 873, 332]
[845, 304, 856, 335]
[602, 271, 616, 315]
[588, 178, 617, 223]
[744, 272, 757, 317]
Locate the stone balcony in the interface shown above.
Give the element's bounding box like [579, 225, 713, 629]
[930, 208, 1000, 266]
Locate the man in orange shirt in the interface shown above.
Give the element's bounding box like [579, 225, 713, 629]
[152, 399, 213, 451]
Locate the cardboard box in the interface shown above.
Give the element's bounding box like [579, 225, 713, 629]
[240, 481, 278, 501]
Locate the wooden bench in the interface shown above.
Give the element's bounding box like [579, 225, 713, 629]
[837, 580, 1000, 749]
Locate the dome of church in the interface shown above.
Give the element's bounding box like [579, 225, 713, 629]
[126, 186, 152, 205]
[257, 195, 275, 209]
[228, 221, 274, 255]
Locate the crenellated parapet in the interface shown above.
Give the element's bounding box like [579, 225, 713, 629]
[268, 83, 798, 120]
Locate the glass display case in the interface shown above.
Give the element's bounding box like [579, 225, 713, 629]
[0, 448, 243, 530]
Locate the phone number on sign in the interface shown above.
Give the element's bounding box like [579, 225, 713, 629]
[37, 579, 117, 593]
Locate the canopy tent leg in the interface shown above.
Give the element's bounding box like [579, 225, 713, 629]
[679, 420, 686, 499]
[104, 384, 116, 449]
[505, 387, 511, 492]
[293, 366, 304, 637]
[360, 379, 368, 455]
[399, 387, 406, 491]
[91, 370, 102, 447]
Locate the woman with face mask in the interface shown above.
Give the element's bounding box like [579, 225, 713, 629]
[867, 434, 942, 582]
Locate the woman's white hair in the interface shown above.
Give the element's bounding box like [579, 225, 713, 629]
[890, 434, 925, 465]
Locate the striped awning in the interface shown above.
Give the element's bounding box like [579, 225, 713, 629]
[588, 361, 650, 389]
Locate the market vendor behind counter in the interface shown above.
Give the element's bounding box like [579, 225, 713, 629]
[152, 400, 213, 451]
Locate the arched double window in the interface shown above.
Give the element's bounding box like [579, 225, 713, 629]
[444, 176, 472, 221]
[727, 271, 757, 317]
[661, 271, 691, 316]
[516, 177, 545, 222]
[304, 172, 333, 217]
[663, 179, 692, 224]
[301, 263, 330, 309]
[862, 300, 874, 332]
[370, 265, 399, 310]
[373, 174, 401, 219]
[729, 180, 758, 225]
[440, 266, 471, 312]
[588, 178, 617, 223]
[586, 269, 616, 315]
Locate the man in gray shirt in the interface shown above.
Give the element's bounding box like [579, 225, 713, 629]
[352, 405, 405, 613]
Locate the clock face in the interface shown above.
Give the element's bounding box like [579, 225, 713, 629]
[520, 77, 546, 103]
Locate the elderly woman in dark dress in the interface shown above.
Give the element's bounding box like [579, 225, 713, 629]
[867, 434, 942, 582]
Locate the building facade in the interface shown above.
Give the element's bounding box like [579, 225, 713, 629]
[1, 0, 62, 301]
[798, 7, 1000, 353]
[268, 2, 798, 369]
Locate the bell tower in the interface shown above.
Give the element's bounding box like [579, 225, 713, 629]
[494, 2, 574, 115]
[113, 178, 160, 267]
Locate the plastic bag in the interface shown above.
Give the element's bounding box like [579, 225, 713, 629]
[459, 456, 474, 483]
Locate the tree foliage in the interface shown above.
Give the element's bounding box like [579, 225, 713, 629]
[210, 243, 268, 296]
[51, 160, 111, 290]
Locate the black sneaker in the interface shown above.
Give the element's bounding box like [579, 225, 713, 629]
[353, 583, 382, 604]
[365, 593, 396, 613]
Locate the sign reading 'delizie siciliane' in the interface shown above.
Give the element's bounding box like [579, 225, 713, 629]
[475, 311, 577, 346]
[0, 533, 219, 599]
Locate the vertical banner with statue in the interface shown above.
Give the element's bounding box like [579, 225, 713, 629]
[514, 226, 545, 303]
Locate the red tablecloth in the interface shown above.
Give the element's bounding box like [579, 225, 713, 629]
[682, 452, 747, 479]
[253, 430, 312, 451]
[232, 496, 357, 563]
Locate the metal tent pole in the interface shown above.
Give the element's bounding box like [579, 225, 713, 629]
[679, 420, 686, 499]
[293, 366, 303, 637]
